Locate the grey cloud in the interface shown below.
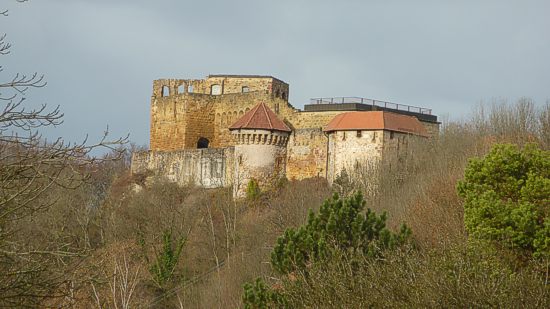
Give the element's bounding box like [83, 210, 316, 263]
[2, 0, 549, 146]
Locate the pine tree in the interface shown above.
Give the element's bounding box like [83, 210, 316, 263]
[270, 191, 411, 275]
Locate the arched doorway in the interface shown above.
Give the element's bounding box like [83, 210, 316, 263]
[197, 137, 210, 149]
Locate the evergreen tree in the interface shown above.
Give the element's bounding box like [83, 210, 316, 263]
[270, 191, 411, 274]
[457, 143, 550, 258]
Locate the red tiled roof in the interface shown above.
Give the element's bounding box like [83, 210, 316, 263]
[323, 111, 428, 137]
[229, 102, 291, 132]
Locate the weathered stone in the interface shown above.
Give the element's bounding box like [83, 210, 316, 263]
[132, 74, 440, 198]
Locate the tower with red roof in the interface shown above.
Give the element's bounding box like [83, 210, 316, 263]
[229, 102, 291, 197]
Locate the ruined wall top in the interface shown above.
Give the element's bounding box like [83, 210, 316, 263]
[152, 75, 290, 101]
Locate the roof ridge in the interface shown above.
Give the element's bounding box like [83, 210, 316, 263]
[262, 103, 273, 129]
[243, 103, 261, 128]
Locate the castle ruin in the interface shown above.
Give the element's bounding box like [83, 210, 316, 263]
[131, 74, 439, 197]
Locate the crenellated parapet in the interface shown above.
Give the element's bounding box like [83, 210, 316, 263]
[232, 129, 289, 147]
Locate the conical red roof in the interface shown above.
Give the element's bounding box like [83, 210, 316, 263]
[229, 102, 291, 132]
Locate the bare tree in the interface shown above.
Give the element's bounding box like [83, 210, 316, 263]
[0, 1, 128, 306]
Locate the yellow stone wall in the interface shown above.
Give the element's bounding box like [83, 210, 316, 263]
[151, 76, 297, 152]
[286, 129, 329, 180]
[148, 75, 440, 187]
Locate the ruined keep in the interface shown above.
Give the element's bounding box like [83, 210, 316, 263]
[131, 74, 439, 197]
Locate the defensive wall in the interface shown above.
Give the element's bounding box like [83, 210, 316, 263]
[136, 75, 440, 194]
[131, 148, 235, 188]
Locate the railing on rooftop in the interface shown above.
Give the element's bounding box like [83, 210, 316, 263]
[309, 97, 432, 115]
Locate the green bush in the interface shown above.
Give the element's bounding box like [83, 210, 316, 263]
[457, 143, 550, 258]
[246, 178, 261, 200]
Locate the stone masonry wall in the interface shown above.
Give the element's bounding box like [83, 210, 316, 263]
[286, 128, 328, 180]
[234, 143, 287, 198]
[152, 76, 289, 97]
[131, 148, 234, 188]
[147, 75, 440, 190]
[151, 76, 297, 152]
[150, 93, 216, 151]
[422, 121, 440, 137]
[326, 130, 385, 184]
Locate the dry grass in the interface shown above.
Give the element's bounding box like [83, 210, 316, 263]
[7, 99, 548, 307]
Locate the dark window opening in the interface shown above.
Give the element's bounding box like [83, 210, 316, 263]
[356, 130, 362, 138]
[161, 86, 170, 97]
[390, 131, 394, 139]
[281, 92, 287, 100]
[197, 137, 209, 149]
[342, 132, 346, 141]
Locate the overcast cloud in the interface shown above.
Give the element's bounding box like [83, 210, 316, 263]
[2, 0, 549, 146]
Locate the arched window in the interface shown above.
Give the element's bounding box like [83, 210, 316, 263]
[161, 86, 170, 97]
[188, 85, 194, 93]
[197, 137, 209, 149]
[177, 84, 185, 94]
[211, 84, 222, 95]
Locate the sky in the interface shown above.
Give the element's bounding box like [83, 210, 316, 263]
[2, 0, 549, 147]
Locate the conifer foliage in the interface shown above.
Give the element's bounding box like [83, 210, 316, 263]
[270, 191, 411, 274]
[457, 143, 550, 258]
[147, 230, 186, 289]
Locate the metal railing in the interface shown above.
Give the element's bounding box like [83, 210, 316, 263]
[309, 97, 432, 115]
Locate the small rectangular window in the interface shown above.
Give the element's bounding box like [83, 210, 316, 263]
[161, 86, 169, 97]
[390, 131, 394, 139]
[356, 130, 362, 138]
[242, 86, 249, 93]
[342, 132, 346, 141]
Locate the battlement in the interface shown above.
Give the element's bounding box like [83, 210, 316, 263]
[152, 75, 289, 101]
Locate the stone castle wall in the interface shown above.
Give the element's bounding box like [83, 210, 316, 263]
[150, 75, 299, 152]
[141, 75, 440, 196]
[131, 148, 235, 188]
[286, 128, 329, 180]
[152, 76, 289, 97]
[326, 130, 385, 184]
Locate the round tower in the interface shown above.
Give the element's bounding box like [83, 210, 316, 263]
[229, 103, 291, 198]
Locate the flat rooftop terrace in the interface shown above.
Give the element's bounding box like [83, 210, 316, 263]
[304, 97, 438, 123]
